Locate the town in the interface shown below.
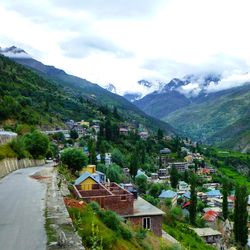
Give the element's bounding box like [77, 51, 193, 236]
[10, 115, 246, 250]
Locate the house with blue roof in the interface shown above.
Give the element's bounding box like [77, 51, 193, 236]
[206, 190, 222, 198]
[159, 190, 177, 206]
[74, 172, 99, 191]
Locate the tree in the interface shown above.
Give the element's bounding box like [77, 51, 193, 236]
[135, 175, 148, 194]
[129, 152, 139, 178]
[234, 185, 248, 247]
[70, 129, 79, 140]
[222, 181, 228, 220]
[111, 148, 124, 167]
[106, 163, 123, 183]
[61, 148, 88, 172]
[157, 128, 163, 140]
[88, 139, 97, 165]
[24, 130, 49, 158]
[170, 167, 179, 188]
[149, 183, 161, 198]
[189, 174, 197, 225]
[183, 170, 189, 184]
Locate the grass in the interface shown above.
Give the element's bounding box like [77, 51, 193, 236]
[0, 143, 17, 159]
[44, 208, 57, 244]
[66, 203, 172, 250]
[163, 222, 215, 250]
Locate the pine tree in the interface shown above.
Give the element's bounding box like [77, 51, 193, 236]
[157, 128, 163, 140]
[170, 167, 179, 188]
[189, 174, 197, 225]
[130, 152, 139, 178]
[222, 181, 228, 220]
[234, 185, 248, 247]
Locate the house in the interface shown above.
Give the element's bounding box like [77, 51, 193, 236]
[184, 155, 193, 163]
[203, 207, 222, 213]
[159, 148, 172, 167]
[206, 190, 222, 199]
[74, 172, 99, 191]
[139, 131, 149, 139]
[78, 120, 90, 128]
[80, 165, 106, 184]
[169, 162, 189, 173]
[73, 182, 134, 215]
[73, 182, 164, 236]
[159, 190, 177, 206]
[124, 197, 165, 237]
[158, 168, 169, 177]
[192, 228, 222, 244]
[182, 191, 191, 200]
[202, 210, 220, 223]
[96, 153, 112, 166]
[177, 181, 190, 192]
[203, 183, 221, 190]
[212, 196, 235, 209]
[119, 128, 129, 135]
[136, 169, 149, 179]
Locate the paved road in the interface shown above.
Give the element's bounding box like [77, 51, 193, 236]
[0, 164, 52, 250]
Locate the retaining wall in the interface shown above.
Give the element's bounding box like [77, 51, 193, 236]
[0, 158, 45, 178]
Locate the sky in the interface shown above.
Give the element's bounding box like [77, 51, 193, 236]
[1, 0, 250, 95]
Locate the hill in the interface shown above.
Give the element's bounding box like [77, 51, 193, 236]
[0, 54, 173, 133]
[164, 84, 250, 150]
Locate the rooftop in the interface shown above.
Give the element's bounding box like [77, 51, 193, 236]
[159, 190, 177, 198]
[125, 197, 165, 217]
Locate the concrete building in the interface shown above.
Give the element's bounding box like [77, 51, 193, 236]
[169, 162, 189, 173]
[159, 190, 177, 206]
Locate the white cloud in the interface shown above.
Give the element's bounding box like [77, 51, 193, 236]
[1, 0, 250, 94]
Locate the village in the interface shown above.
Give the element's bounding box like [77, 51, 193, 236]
[39, 118, 250, 250]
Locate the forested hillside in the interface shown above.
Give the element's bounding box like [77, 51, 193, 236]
[0, 55, 173, 133]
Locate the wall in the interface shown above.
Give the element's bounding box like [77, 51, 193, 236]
[0, 158, 45, 178]
[127, 215, 163, 237]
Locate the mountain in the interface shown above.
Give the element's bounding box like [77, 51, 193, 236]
[164, 84, 250, 150]
[0, 46, 174, 133]
[133, 73, 250, 151]
[123, 92, 142, 103]
[105, 83, 117, 94]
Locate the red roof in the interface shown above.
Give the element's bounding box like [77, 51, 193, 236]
[182, 201, 190, 208]
[202, 210, 219, 222]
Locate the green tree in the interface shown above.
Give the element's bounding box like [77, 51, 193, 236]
[135, 175, 148, 194]
[157, 128, 164, 140]
[88, 140, 97, 165]
[183, 170, 189, 184]
[234, 185, 248, 247]
[24, 130, 49, 158]
[189, 174, 197, 225]
[129, 152, 139, 178]
[149, 183, 161, 198]
[70, 129, 79, 140]
[170, 167, 179, 188]
[111, 148, 124, 167]
[222, 181, 228, 220]
[61, 148, 88, 172]
[9, 137, 29, 159]
[106, 163, 123, 183]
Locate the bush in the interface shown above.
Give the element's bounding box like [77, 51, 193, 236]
[61, 148, 88, 172]
[120, 225, 132, 240]
[9, 137, 29, 159]
[24, 130, 49, 158]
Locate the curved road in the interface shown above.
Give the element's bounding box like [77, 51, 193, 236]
[0, 165, 51, 250]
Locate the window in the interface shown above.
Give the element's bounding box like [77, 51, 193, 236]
[121, 196, 127, 201]
[142, 217, 151, 230]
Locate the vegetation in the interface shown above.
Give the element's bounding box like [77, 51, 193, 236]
[189, 174, 197, 225]
[234, 185, 248, 248]
[61, 148, 88, 172]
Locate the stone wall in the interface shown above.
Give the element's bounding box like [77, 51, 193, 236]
[0, 158, 45, 178]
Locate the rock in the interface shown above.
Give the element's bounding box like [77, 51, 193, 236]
[57, 231, 67, 247]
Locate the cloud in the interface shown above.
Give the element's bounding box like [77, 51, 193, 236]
[1, 0, 250, 95]
[60, 35, 133, 59]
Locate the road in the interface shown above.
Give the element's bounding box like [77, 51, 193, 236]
[0, 164, 52, 250]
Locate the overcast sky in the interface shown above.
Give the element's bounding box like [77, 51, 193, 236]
[1, 0, 250, 94]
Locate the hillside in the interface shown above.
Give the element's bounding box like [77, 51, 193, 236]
[164, 84, 250, 150]
[6, 48, 173, 133]
[0, 54, 173, 133]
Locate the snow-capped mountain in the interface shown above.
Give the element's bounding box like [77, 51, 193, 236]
[0, 46, 31, 59]
[123, 92, 142, 102]
[105, 83, 117, 94]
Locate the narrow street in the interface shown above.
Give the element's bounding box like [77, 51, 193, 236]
[0, 164, 52, 250]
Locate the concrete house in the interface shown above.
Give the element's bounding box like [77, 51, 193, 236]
[74, 172, 99, 191]
[177, 181, 190, 192]
[159, 190, 177, 206]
